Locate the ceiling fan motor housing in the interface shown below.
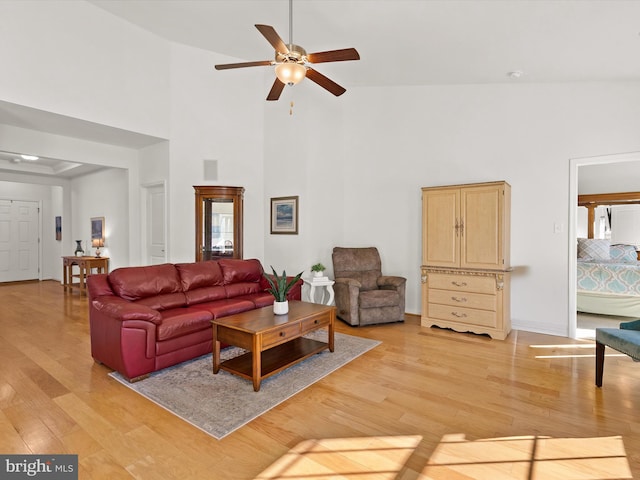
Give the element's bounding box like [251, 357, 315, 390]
[276, 44, 307, 64]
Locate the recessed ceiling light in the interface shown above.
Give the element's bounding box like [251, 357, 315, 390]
[507, 70, 524, 79]
[20, 154, 39, 161]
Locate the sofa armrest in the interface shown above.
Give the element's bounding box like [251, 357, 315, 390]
[92, 296, 162, 324]
[620, 319, 640, 330]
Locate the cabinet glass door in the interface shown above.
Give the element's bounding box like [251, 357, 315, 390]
[194, 186, 244, 261]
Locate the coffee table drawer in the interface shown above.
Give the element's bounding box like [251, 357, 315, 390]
[301, 315, 330, 333]
[262, 323, 301, 348]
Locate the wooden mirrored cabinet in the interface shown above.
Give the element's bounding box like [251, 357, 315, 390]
[194, 186, 244, 261]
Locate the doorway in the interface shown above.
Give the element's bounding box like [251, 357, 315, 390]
[0, 199, 40, 282]
[142, 182, 167, 265]
[569, 152, 640, 338]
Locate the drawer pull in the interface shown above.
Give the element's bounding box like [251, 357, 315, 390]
[451, 312, 467, 318]
[279, 331, 286, 337]
[451, 296, 467, 303]
[452, 281, 467, 287]
[314, 319, 319, 324]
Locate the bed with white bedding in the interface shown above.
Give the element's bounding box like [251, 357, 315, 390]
[577, 239, 640, 317]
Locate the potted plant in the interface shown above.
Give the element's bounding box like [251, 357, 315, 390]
[311, 262, 326, 278]
[264, 266, 303, 315]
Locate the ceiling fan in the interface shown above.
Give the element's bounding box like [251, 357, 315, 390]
[214, 0, 360, 101]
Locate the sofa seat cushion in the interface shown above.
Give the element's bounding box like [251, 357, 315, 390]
[184, 286, 227, 306]
[359, 289, 400, 309]
[192, 298, 256, 319]
[109, 264, 182, 302]
[156, 307, 213, 341]
[225, 282, 262, 298]
[135, 292, 188, 311]
[236, 292, 274, 308]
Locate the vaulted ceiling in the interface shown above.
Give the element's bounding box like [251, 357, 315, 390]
[89, 0, 640, 86]
[3, 1, 640, 179]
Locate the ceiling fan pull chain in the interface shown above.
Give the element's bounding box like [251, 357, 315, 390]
[290, 101, 294, 116]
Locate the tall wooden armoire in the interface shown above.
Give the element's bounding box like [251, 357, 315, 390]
[421, 181, 511, 339]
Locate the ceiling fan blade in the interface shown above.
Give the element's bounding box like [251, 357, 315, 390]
[266, 78, 286, 101]
[215, 60, 272, 70]
[255, 24, 289, 54]
[305, 68, 346, 96]
[307, 48, 360, 64]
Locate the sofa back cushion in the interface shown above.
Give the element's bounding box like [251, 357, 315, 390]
[176, 261, 225, 290]
[177, 260, 228, 305]
[219, 258, 264, 284]
[219, 258, 264, 297]
[108, 264, 186, 310]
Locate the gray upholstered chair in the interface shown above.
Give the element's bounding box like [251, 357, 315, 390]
[595, 319, 640, 387]
[331, 247, 406, 326]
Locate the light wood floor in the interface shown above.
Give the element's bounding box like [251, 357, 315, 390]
[1, 280, 639, 479]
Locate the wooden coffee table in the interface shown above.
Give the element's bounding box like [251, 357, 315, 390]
[212, 301, 335, 391]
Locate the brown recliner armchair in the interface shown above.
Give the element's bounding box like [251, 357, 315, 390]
[332, 247, 406, 326]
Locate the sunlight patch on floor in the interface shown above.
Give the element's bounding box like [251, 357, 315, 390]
[421, 434, 632, 480]
[254, 434, 631, 479]
[255, 435, 422, 479]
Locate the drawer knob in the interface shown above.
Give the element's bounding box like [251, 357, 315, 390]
[452, 281, 467, 287]
[451, 311, 467, 318]
[279, 331, 286, 337]
[451, 296, 467, 303]
[314, 319, 319, 324]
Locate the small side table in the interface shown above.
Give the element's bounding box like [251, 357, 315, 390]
[303, 276, 335, 306]
[62, 256, 109, 295]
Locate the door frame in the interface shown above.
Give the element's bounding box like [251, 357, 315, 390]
[568, 151, 640, 338]
[140, 181, 168, 265]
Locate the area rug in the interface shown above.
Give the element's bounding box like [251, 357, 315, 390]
[108, 331, 380, 439]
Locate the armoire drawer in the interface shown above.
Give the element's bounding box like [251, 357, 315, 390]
[428, 273, 495, 294]
[428, 288, 496, 311]
[428, 303, 498, 328]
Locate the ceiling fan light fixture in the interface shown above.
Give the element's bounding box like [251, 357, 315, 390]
[275, 62, 306, 85]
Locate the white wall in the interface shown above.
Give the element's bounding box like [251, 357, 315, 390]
[0, 0, 170, 139]
[70, 168, 129, 270]
[579, 161, 640, 194]
[262, 82, 640, 337]
[166, 43, 267, 264]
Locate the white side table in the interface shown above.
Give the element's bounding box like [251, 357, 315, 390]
[303, 276, 335, 306]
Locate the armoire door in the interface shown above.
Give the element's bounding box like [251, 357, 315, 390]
[422, 188, 460, 268]
[460, 183, 508, 270]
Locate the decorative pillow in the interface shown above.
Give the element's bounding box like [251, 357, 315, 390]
[610, 244, 638, 263]
[577, 238, 610, 260]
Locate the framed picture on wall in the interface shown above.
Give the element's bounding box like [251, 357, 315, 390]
[91, 217, 105, 245]
[270, 196, 298, 234]
[55, 216, 62, 241]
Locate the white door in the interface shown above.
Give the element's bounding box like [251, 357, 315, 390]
[0, 200, 40, 282]
[146, 185, 166, 265]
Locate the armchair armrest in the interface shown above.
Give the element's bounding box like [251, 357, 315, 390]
[378, 275, 406, 289]
[620, 319, 640, 330]
[92, 296, 162, 324]
[334, 277, 362, 288]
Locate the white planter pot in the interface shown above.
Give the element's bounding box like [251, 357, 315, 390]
[313, 271, 324, 278]
[273, 300, 289, 315]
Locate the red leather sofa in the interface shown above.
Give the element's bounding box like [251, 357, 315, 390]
[87, 258, 302, 382]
